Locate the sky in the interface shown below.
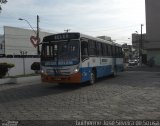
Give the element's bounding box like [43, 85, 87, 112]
[0, 0, 146, 44]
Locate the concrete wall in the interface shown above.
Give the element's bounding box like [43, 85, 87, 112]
[0, 35, 4, 55]
[0, 58, 40, 76]
[4, 26, 52, 55]
[147, 50, 160, 66]
[145, 0, 160, 65]
[145, 0, 160, 49]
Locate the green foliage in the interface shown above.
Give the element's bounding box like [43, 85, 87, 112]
[0, 0, 8, 13]
[31, 62, 40, 71]
[0, 0, 8, 4]
[7, 63, 15, 68]
[0, 62, 15, 78]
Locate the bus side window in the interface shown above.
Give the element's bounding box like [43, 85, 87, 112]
[117, 47, 120, 58]
[81, 41, 88, 61]
[120, 47, 123, 58]
[102, 43, 107, 56]
[88, 40, 96, 56]
[112, 46, 116, 57]
[96, 42, 103, 56]
[108, 45, 111, 56]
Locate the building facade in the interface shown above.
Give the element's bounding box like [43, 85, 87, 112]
[132, 33, 146, 49]
[0, 35, 4, 55]
[0, 26, 53, 76]
[0, 26, 52, 57]
[122, 44, 133, 63]
[145, 0, 160, 66]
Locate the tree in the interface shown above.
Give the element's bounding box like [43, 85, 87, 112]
[0, 0, 7, 13]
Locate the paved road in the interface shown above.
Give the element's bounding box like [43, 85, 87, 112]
[0, 71, 160, 120]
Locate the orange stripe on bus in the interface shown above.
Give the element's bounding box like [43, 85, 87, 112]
[41, 72, 81, 84]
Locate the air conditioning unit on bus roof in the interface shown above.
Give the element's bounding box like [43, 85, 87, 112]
[97, 36, 112, 41]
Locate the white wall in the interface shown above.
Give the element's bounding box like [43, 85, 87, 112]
[0, 58, 40, 76]
[0, 35, 4, 54]
[147, 50, 160, 66]
[4, 26, 52, 55]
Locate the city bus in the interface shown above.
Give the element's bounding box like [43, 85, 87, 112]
[40, 32, 124, 84]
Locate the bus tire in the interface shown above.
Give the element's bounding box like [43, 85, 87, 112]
[112, 69, 117, 77]
[89, 70, 96, 85]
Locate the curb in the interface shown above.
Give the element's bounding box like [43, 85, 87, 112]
[0, 76, 41, 85]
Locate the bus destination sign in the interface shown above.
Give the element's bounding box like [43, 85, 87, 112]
[43, 33, 80, 42]
[54, 34, 69, 40]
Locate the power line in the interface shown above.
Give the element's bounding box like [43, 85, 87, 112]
[83, 25, 140, 33]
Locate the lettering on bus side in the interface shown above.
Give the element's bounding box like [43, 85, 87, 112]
[101, 59, 108, 64]
[101, 59, 108, 63]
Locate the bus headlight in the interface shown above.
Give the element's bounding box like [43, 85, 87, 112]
[41, 70, 44, 74]
[74, 67, 79, 73]
[41, 69, 47, 75]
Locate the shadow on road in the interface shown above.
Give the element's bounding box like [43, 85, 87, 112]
[0, 83, 88, 104]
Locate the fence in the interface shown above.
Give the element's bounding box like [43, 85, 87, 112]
[0, 58, 40, 76]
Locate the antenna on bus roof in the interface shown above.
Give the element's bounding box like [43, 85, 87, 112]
[64, 29, 71, 33]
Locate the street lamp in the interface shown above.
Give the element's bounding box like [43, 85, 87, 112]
[18, 18, 37, 34]
[18, 15, 40, 55]
[20, 50, 27, 75]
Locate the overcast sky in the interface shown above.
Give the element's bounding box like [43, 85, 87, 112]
[0, 0, 146, 44]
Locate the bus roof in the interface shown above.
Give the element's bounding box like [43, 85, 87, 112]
[79, 33, 122, 47]
[43, 32, 122, 47]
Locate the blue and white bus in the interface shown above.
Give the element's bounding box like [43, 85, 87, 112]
[40, 32, 124, 84]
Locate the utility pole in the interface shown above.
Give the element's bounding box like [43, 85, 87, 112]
[37, 15, 40, 55]
[139, 24, 143, 66]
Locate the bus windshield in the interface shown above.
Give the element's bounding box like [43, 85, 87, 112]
[41, 40, 80, 66]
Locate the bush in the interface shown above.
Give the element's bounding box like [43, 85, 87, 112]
[7, 63, 15, 69]
[0, 63, 15, 78]
[31, 62, 40, 71]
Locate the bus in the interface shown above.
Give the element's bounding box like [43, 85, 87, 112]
[40, 32, 124, 84]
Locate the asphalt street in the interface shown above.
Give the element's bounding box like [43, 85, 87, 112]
[0, 70, 160, 121]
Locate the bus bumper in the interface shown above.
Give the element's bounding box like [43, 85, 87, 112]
[41, 72, 81, 84]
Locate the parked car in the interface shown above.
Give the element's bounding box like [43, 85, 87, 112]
[128, 59, 138, 66]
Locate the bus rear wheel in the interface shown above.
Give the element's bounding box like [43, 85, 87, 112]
[112, 68, 117, 77]
[89, 70, 96, 84]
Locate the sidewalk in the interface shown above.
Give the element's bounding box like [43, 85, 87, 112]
[125, 64, 160, 72]
[0, 75, 40, 85]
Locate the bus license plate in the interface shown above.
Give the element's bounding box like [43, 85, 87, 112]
[54, 78, 61, 81]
